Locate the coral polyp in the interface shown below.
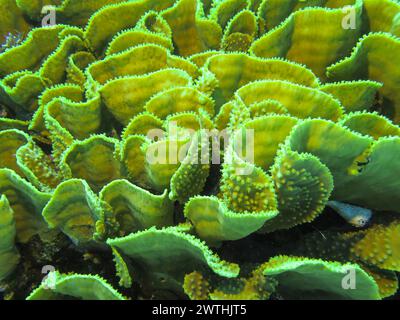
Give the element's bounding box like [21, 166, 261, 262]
[0, 0, 399, 300]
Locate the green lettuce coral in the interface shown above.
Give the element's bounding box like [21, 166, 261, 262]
[0, 0, 399, 300]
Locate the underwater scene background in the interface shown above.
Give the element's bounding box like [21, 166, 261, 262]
[0, 0, 399, 300]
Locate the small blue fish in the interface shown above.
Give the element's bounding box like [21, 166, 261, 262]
[327, 201, 373, 228]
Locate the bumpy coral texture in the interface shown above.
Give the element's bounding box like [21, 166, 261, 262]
[0, 0, 399, 300]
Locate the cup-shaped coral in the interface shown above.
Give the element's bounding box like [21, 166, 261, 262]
[0, 0, 399, 300]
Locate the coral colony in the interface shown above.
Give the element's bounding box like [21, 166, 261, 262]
[0, 0, 399, 301]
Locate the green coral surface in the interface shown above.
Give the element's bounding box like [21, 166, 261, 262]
[0, 0, 399, 300]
